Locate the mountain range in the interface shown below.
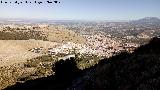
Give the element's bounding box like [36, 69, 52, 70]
[130, 17, 160, 24]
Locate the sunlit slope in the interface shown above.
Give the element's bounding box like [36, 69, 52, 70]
[0, 26, 86, 43]
[0, 40, 58, 67]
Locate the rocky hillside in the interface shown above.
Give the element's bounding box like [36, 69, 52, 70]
[72, 37, 160, 90]
[0, 26, 86, 43]
[4, 37, 160, 90]
[0, 26, 86, 67]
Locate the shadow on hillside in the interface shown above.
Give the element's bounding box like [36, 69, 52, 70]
[5, 37, 160, 90]
[90, 37, 160, 90]
[5, 57, 82, 90]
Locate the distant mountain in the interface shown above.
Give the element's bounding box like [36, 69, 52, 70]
[130, 17, 160, 24]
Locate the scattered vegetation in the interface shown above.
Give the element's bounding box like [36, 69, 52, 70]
[0, 27, 86, 43]
[70, 37, 160, 90]
[0, 55, 55, 89]
[2, 37, 160, 90]
[0, 52, 101, 89]
[75, 54, 101, 69]
[0, 30, 48, 40]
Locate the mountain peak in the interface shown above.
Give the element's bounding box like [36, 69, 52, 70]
[131, 17, 160, 24]
[141, 17, 160, 21]
[143, 17, 159, 19]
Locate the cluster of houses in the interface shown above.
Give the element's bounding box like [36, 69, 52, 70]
[28, 34, 139, 59]
[29, 47, 44, 53]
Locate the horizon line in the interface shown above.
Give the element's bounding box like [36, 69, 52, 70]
[0, 17, 160, 22]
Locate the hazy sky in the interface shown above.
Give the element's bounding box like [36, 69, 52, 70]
[0, 0, 160, 20]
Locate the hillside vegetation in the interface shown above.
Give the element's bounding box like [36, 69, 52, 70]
[73, 37, 160, 90]
[3, 37, 160, 90]
[0, 26, 86, 43]
[0, 26, 86, 67]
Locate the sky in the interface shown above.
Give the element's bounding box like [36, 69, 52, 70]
[0, 0, 160, 20]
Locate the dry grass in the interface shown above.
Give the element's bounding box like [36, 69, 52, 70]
[0, 40, 58, 67]
[0, 26, 86, 89]
[0, 26, 86, 67]
[42, 28, 86, 43]
[0, 26, 86, 44]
